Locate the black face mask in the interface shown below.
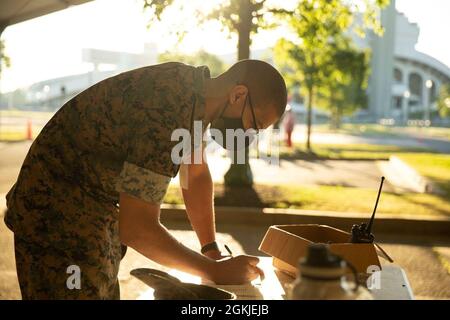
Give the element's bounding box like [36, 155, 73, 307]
[209, 97, 257, 151]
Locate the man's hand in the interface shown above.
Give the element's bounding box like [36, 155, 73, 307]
[211, 255, 265, 285]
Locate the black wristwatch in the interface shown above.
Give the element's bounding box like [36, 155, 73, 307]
[201, 241, 220, 254]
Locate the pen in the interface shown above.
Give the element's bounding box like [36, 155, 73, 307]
[224, 244, 265, 283]
[224, 244, 233, 256]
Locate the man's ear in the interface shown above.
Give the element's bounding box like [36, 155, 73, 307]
[229, 85, 248, 105]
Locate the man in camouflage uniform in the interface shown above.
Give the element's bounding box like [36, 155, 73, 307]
[5, 60, 287, 299]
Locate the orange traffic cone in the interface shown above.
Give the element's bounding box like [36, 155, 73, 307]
[26, 120, 33, 140]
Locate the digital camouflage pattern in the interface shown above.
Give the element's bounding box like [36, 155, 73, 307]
[5, 62, 210, 299]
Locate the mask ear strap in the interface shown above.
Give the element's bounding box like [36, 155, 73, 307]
[241, 94, 249, 118]
[217, 101, 229, 119]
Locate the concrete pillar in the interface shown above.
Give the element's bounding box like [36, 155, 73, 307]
[368, 0, 397, 121]
[423, 77, 430, 122]
[402, 93, 409, 125]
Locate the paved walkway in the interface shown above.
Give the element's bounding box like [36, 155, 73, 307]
[0, 142, 30, 194]
[189, 155, 396, 191]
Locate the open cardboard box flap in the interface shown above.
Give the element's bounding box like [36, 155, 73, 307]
[258, 224, 393, 276]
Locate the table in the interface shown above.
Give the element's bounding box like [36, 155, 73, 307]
[137, 257, 414, 300]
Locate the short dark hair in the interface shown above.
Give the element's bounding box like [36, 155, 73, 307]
[224, 59, 287, 118]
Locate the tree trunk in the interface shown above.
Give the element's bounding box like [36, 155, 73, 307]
[0, 27, 6, 140]
[330, 103, 339, 130]
[237, 0, 252, 60]
[336, 105, 342, 129]
[224, 0, 254, 188]
[306, 86, 313, 152]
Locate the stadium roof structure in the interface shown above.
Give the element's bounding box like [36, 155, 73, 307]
[0, 0, 92, 32]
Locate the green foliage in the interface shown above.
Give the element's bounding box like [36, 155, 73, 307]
[274, 0, 373, 91]
[143, 0, 175, 21]
[203, 0, 280, 38]
[352, 0, 390, 37]
[164, 181, 450, 217]
[275, 0, 388, 137]
[158, 50, 226, 76]
[0, 39, 11, 76]
[437, 83, 450, 118]
[317, 42, 370, 128]
[142, 0, 289, 60]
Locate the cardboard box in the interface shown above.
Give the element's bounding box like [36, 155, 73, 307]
[259, 224, 393, 276]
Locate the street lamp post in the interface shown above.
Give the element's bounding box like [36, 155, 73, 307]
[0, 26, 5, 142]
[403, 90, 410, 126]
[425, 80, 433, 125]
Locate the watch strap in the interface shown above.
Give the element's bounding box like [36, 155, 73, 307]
[201, 241, 219, 254]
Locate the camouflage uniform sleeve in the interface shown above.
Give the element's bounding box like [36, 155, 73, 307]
[115, 162, 171, 204]
[114, 63, 207, 204]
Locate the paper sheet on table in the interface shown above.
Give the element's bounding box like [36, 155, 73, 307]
[209, 283, 264, 299]
[201, 258, 287, 300]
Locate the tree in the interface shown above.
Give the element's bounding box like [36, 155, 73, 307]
[437, 83, 450, 119]
[0, 39, 10, 76]
[0, 39, 11, 110]
[158, 50, 225, 76]
[317, 41, 370, 129]
[143, 0, 282, 60]
[274, 0, 388, 151]
[142, 0, 287, 187]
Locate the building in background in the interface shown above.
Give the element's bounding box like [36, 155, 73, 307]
[21, 43, 157, 110]
[360, 0, 450, 124]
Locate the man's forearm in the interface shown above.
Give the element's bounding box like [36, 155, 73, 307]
[123, 219, 216, 280]
[182, 162, 216, 247]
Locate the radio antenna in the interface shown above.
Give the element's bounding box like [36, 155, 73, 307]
[367, 176, 385, 234]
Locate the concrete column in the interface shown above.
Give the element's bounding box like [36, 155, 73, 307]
[368, 0, 397, 121]
[423, 77, 430, 122]
[402, 69, 410, 125]
[430, 78, 440, 112]
[402, 93, 409, 125]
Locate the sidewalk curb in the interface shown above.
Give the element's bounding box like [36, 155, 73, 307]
[388, 155, 443, 194]
[160, 204, 450, 237]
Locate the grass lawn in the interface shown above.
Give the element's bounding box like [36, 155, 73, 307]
[281, 143, 430, 160]
[163, 183, 450, 218]
[314, 123, 450, 140]
[314, 123, 400, 137]
[0, 109, 54, 119]
[0, 110, 50, 141]
[173, 143, 449, 217]
[400, 126, 450, 141]
[0, 126, 43, 141]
